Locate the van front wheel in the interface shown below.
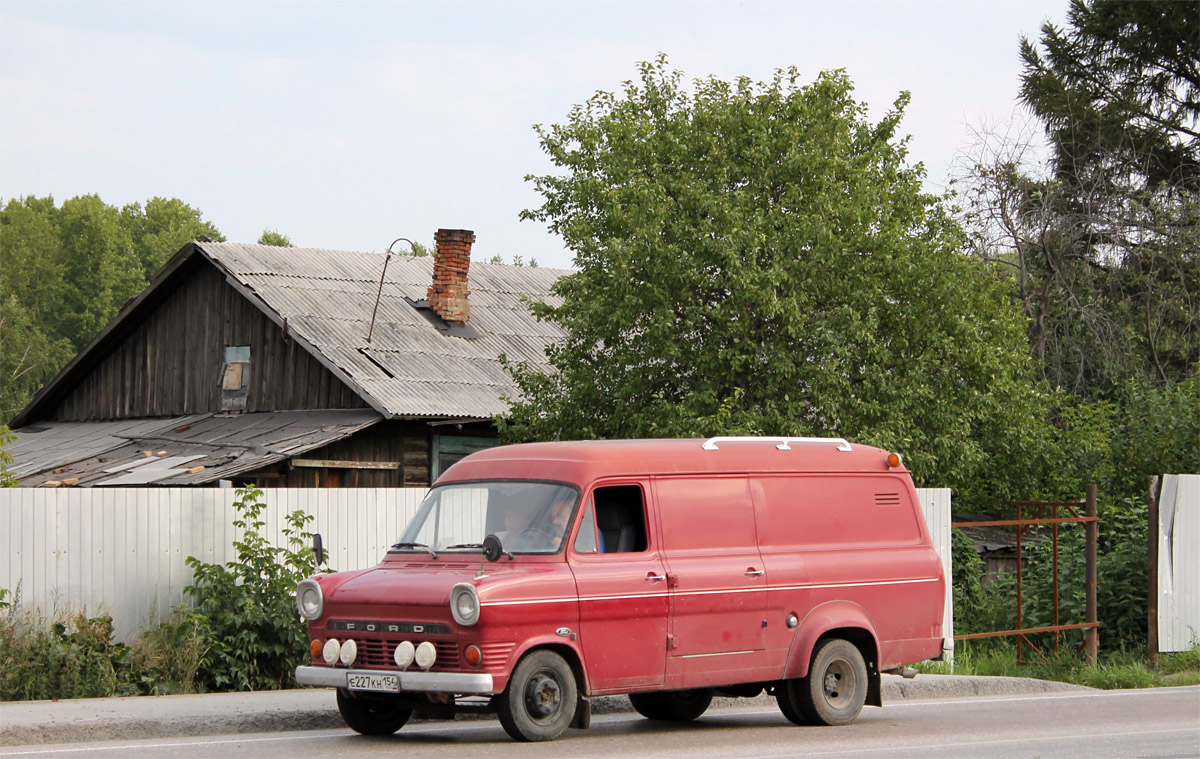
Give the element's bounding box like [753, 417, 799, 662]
[336, 689, 412, 735]
[629, 689, 713, 721]
[781, 638, 867, 726]
[497, 650, 578, 742]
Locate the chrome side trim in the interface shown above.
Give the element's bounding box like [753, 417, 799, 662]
[295, 666, 494, 694]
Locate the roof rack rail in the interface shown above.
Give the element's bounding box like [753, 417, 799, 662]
[700, 436, 853, 452]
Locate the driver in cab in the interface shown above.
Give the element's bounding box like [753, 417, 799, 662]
[495, 491, 575, 552]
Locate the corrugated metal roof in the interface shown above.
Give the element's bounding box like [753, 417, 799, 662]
[7, 415, 212, 478]
[198, 242, 568, 419]
[11, 410, 383, 487]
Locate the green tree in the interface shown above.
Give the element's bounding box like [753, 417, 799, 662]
[0, 194, 223, 422]
[256, 229, 291, 247]
[0, 425, 19, 487]
[406, 240, 434, 257]
[123, 197, 224, 276]
[0, 296, 75, 421]
[52, 195, 143, 349]
[997, 0, 1200, 395]
[1020, 0, 1198, 195]
[503, 58, 1047, 502]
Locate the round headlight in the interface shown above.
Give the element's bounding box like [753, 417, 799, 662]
[296, 579, 323, 621]
[394, 640, 415, 669]
[450, 583, 480, 626]
[323, 638, 341, 666]
[415, 641, 437, 670]
[339, 638, 358, 666]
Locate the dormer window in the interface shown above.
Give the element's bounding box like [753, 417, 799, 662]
[221, 345, 250, 411]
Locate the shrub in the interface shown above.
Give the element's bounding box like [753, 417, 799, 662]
[951, 527, 1017, 645]
[184, 485, 315, 691]
[0, 587, 126, 701]
[125, 607, 209, 695]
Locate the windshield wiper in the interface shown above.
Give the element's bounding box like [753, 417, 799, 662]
[390, 541, 438, 558]
[442, 543, 484, 551]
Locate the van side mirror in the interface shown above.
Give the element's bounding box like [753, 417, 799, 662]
[482, 534, 503, 563]
[313, 533, 325, 567]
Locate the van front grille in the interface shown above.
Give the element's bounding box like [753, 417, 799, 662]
[352, 638, 461, 671]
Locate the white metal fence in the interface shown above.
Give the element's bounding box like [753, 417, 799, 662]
[2, 486, 953, 643]
[917, 488, 954, 661]
[1158, 474, 1199, 652]
[1, 488, 428, 639]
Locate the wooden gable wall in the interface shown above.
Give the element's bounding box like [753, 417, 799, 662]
[52, 262, 369, 421]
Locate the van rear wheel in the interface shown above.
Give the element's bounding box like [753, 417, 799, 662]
[497, 650, 578, 742]
[774, 679, 811, 725]
[336, 689, 412, 735]
[628, 689, 713, 721]
[779, 638, 867, 726]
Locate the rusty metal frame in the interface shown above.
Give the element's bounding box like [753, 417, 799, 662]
[953, 485, 1100, 664]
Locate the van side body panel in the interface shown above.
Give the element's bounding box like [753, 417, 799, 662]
[751, 473, 945, 677]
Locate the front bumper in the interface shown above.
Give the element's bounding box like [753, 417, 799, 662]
[295, 665, 494, 694]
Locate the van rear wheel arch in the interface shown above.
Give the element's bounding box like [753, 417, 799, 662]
[784, 605, 882, 711]
[785, 602, 880, 679]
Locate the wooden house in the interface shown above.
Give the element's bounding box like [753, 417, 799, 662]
[8, 229, 567, 488]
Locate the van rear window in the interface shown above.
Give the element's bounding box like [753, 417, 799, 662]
[755, 475, 920, 548]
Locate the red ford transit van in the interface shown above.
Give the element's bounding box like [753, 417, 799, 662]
[295, 437, 946, 741]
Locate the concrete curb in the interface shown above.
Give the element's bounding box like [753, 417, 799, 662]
[0, 674, 1093, 747]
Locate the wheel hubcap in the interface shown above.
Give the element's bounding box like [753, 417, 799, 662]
[822, 659, 855, 708]
[524, 670, 562, 720]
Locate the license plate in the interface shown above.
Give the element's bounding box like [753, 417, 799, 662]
[347, 673, 399, 693]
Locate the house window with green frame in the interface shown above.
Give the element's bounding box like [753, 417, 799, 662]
[431, 434, 496, 480]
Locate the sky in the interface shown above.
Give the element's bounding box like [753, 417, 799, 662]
[0, 0, 1067, 270]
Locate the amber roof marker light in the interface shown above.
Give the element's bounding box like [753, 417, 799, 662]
[886, 452, 903, 468]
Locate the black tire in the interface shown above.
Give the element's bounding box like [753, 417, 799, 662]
[774, 679, 812, 725]
[497, 650, 578, 742]
[795, 638, 868, 726]
[336, 689, 413, 735]
[629, 689, 713, 722]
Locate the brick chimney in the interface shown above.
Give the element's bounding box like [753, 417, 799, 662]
[427, 228, 475, 323]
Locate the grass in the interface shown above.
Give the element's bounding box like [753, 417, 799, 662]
[0, 589, 208, 701]
[915, 641, 1200, 689]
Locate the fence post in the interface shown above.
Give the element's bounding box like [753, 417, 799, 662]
[1147, 475, 1159, 668]
[1085, 483, 1099, 664]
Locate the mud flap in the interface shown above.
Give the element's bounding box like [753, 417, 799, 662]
[570, 696, 591, 729]
[866, 669, 882, 707]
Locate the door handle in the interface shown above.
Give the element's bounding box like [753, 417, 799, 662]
[745, 568, 764, 576]
[646, 573, 666, 582]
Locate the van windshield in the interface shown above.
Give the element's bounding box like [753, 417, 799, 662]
[394, 481, 578, 555]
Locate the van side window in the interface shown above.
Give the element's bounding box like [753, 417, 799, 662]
[573, 499, 599, 553]
[592, 485, 647, 553]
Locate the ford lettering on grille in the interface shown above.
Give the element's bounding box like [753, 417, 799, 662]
[328, 620, 452, 635]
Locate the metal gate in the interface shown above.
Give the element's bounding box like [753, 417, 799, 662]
[953, 485, 1100, 664]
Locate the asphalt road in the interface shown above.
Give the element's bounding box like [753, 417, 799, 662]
[2, 687, 1196, 759]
